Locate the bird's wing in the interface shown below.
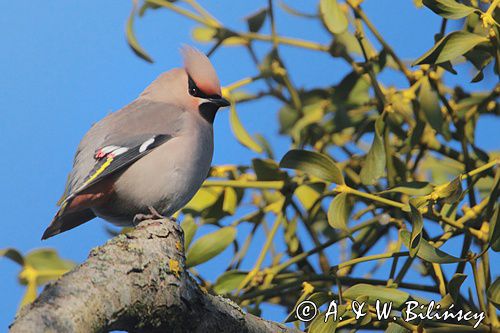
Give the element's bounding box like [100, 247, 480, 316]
[63, 134, 172, 202]
[58, 98, 185, 205]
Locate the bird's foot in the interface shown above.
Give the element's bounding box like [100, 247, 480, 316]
[132, 207, 171, 226]
[132, 213, 155, 225]
[148, 206, 166, 220]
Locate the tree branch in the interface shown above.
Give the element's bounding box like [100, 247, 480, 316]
[10, 219, 300, 333]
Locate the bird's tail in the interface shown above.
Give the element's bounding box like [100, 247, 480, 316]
[42, 208, 96, 240]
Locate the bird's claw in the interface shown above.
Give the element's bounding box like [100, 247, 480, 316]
[147, 206, 166, 219]
[132, 207, 168, 225]
[132, 213, 154, 225]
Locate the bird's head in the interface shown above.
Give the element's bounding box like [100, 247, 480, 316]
[181, 45, 230, 122]
[140, 45, 230, 123]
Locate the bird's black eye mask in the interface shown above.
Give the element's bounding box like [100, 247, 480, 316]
[188, 75, 221, 100]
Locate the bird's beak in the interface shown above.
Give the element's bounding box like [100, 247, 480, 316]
[208, 97, 230, 108]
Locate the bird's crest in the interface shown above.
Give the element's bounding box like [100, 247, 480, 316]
[181, 45, 221, 96]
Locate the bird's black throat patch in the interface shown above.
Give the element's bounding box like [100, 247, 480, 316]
[198, 102, 219, 124]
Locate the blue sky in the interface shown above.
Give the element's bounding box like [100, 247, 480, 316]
[0, 0, 498, 329]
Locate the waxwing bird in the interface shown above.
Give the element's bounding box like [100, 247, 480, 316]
[42, 46, 230, 240]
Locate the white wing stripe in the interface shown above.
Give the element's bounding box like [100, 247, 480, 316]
[139, 137, 155, 153]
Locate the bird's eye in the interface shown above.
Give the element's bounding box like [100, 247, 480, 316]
[190, 86, 199, 97]
[188, 76, 201, 97]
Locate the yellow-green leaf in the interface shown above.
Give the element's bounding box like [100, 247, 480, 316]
[380, 181, 434, 196]
[447, 273, 467, 302]
[422, 0, 476, 19]
[229, 104, 263, 153]
[419, 77, 446, 137]
[186, 227, 236, 267]
[489, 205, 500, 252]
[409, 201, 424, 258]
[385, 322, 409, 333]
[487, 277, 500, 310]
[327, 192, 351, 233]
[222, 187, 238, 215]
[280, 149, 344, 184]
[213, 270, 248, 294]
[413, 31, 488, 66]
[308, 308, 342, 333]
[432, 176, 462, 204]
[360, 116, 385, 185]
[252, 158, 287, 181]
[319, 0, 348, 35]
[343, 284, 410, 308]
[23, 249, 75, 286]
[126, 0, 153, 63]
[401, 230, 462, 263]
[183, 187, 224, 213]
[295, 183, 325, 211]
[285, 290, 330, 323]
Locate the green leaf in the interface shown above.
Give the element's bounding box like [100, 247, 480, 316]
[328, 192, 351, 233]
[343, 284, 410, 308]
[432, 176, 462, 204]
[280, 149, 344, 184]
[246, 8, 267, 32]
[401, 230, 462, 263]
[487, 277, 500, 310]
[333, 71, 371, 106]
[254, 134, 275, 160]
[308, 310, 338, 333]
[180, 215, 197, 250]
[380, 181, 434, 196]
[333, 31, 363, 55]
[360, 116, 386, 185]
[285, 288, 327, 323]
[252, 158, 287, 181]
[422, 0, 476, 19]
[213, 270, 248, 294]
[385, 323, 410, 333]
[409, 201, 424, 258]
[447, 273, 467, 302]
[413, 31, 489, 66]
[418, 77, 446, 137]
[0, 248, 24, 266]
[489, 205, 500, 252]
[126, 1, 153, 63]
[290, 101, 325, 142]
[229, 104, 263, 153]
[319, 0, 348, 35]
[186, 227, 236, 267]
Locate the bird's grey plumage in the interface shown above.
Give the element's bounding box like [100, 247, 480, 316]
[44, 46, 229, 239]
[64, 99, 185, 198]
[93, 111, 214, 225]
